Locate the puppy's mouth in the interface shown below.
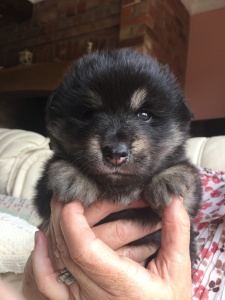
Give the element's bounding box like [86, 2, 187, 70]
[96, 170, 138, 185]
[105, 171, 133, 178]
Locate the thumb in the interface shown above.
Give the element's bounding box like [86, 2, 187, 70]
[157, 196, 191, 280]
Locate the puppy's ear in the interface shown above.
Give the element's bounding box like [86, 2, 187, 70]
[46, 89, 64, 119]
[47, 89, 59, 108]
[181, 101, 194, 121]
[190, 110, 195, 119]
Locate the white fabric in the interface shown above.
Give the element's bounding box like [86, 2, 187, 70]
[0, 212, 37, 274]
[0, 193, 39, 290]
[0, 194, 41, 227]
[0, 128, 52, 200]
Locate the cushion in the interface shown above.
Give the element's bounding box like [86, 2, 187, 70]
[0, 128, 52, 200]
[186, 136, 225, 171]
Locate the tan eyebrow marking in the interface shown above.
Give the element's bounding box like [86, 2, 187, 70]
[130, 88, 147, 110]
[87, 90, 102, 109]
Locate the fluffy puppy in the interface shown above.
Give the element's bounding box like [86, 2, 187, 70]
[34, 49, 202, 262]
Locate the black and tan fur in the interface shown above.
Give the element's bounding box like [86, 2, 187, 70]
[34, 49, 202, 262]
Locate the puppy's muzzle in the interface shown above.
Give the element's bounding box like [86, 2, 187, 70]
[102, 143, 129, 166]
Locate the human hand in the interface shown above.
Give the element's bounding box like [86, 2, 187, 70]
[29, 196, 192, 300]
[0, 279, 24, 300]
[22, 199, 159, 299]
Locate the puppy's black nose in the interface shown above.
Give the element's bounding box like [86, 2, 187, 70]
[103, 143, 129, 166]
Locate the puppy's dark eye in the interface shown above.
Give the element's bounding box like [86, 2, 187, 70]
[136, 111, 152, 122]
[82, 109, 94, 120]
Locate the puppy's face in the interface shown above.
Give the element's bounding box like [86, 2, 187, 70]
[47, 49, 192, 188]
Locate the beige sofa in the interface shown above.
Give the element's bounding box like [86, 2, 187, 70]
[0, 128, 225, 293]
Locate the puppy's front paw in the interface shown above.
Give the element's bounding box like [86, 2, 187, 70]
[143, 164, 197, 211]
[48, 160, 100, 206]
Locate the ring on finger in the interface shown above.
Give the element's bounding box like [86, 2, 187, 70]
[57, 268, 75, 286]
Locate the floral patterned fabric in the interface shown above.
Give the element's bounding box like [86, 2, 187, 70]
[192, 168, 225, 300]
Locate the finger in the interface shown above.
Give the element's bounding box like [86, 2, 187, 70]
[161, 196, 191, 262]
[32, 231, 68, 300]
[93, 219, 161, 250]
[60, 201, 159, 298]
[51, 201, 113, 298]
[52, 198, 158, 254]
[50, 199, 66, 270]
[60, 201, 129, 284]
[152, 196, 192, 283]
[116, 244, 157, 263]
[49, 216, 65, 270]
[49, 203, 101, 296]
[84, 199, 148, 227]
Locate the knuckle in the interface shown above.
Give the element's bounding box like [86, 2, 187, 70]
[125, 248, 136, 261]
[115, 221, 128, 244]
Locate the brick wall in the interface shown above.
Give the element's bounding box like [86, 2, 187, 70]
[0, 0, 121, 67]
[120, 0, 190, 84]
[0, 0, 189, 84]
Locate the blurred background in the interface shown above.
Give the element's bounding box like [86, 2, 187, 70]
[0, 0, 224, 137]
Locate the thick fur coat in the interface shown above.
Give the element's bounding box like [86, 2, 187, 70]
[34, 49, 202, 262]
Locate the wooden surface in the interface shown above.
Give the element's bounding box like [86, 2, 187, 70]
[0, 61, 72, 99]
